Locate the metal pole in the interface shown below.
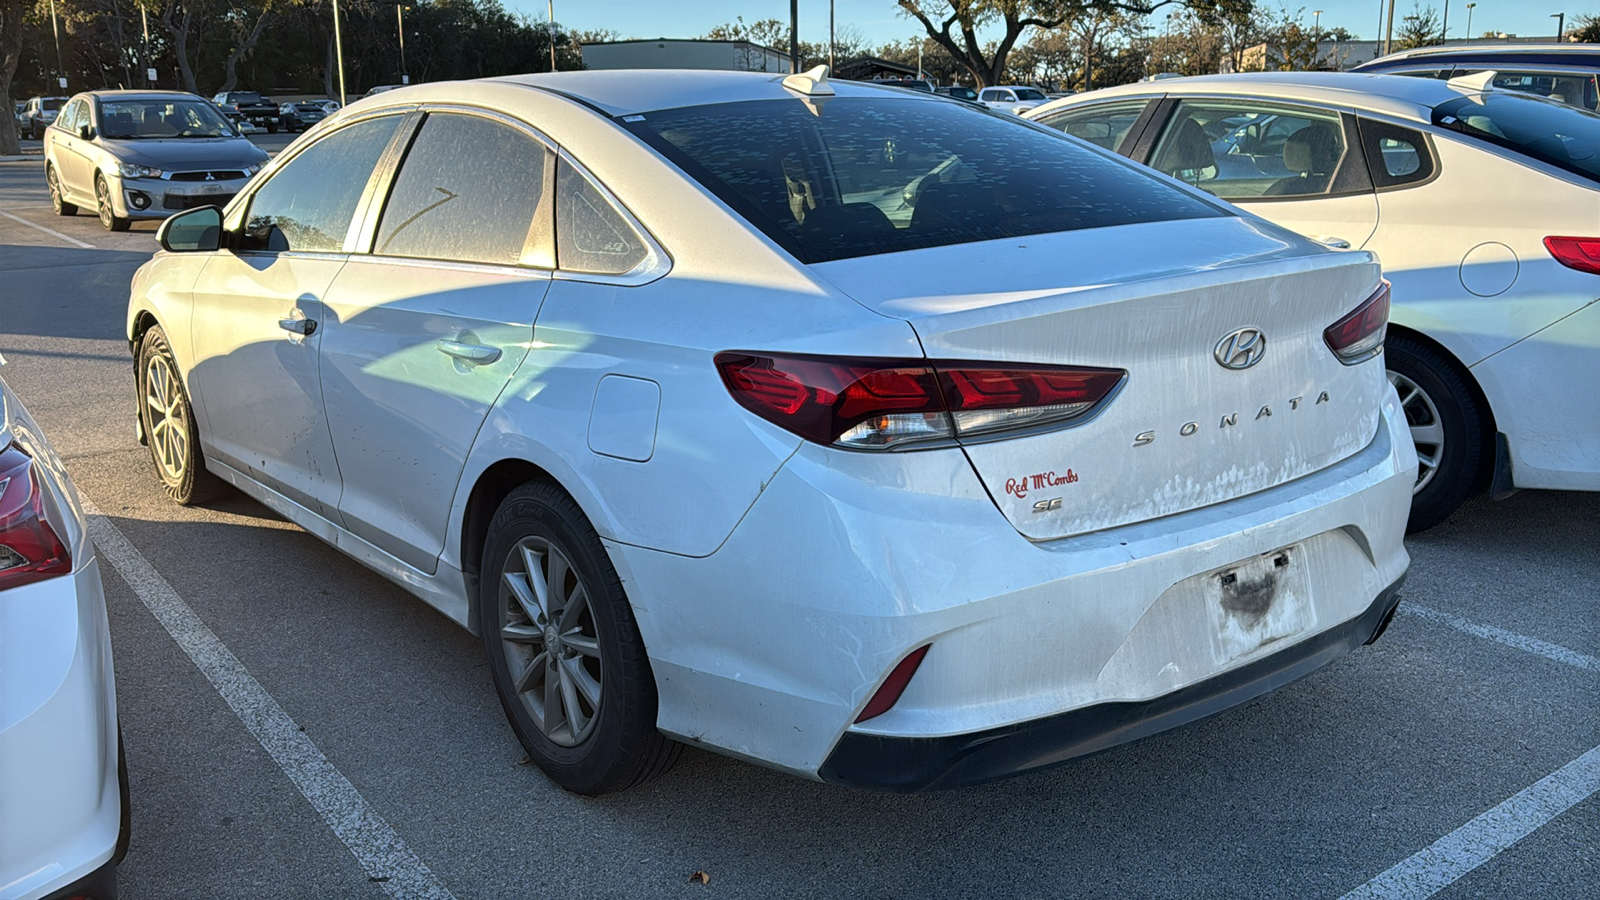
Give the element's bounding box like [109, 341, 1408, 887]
[1441, 0, 1450, 42]
[1553, 13, 1565, 42]
[789, 0, 799, 72]
[548, 1, 556, 72]
[48, 0, 65, 89]
[1384, 0, 1397, 55]
[396, 4, 407, 83]
[829, 0, 835, 71]
[332, 0, 347, 105]
[1466, 4, 1475, 39]
[141, 5, 151, 87]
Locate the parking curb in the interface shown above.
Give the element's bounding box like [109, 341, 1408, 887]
[0, 155, 42, 163]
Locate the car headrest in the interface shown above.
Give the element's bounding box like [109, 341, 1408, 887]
[1154, 118, 1215, 173]
[1282, 124, 1341, 175]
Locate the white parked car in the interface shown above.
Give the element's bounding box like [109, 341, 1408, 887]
[126, 69, 1412, 794]
[0, 369, 124, 899]
[977, 85, 1049, 114]
[1028, 72, 1600, 531]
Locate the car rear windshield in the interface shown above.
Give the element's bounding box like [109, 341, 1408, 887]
[231, 92, 263, 103]
[42, 98, 63, 111]
[626, 97, 1225, 263]
[1434, 92, 1600, 182]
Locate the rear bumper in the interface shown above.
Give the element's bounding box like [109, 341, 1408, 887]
[819, 574, 1405, 791]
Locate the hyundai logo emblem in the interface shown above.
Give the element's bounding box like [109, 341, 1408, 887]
[1214, 328, 1266, 370]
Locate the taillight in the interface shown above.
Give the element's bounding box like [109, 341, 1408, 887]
[715, 352, 1125, 450]
[1324, 281, 1390, 365]
[1545, 236, 1600, 274]
[0, 443, 72, 589]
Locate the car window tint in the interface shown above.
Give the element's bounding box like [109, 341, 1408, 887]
[1357, 119, 1435, 188]
[555, 158, 649, 275]
[375, 113, 551, 266]
[1035, 100, 1149, 152]
[1434, 92, 1600, 183]
[629, 98, 1223, 264]
[55, 100, 80, 133]
[241, 115, 401, 253]
[1151, 100, 1348, 201]
[1458, 70, 1600, 112]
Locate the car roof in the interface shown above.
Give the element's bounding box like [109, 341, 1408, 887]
[1360, 42, 1600, 65]
[488, 69, 950, 117]
[82, 90, 206, 101]
[1026, 72, 1486, 124]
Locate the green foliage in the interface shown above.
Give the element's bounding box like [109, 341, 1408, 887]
[1395, 2, 1443, 52]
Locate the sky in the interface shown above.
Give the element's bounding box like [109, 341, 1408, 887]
[524, 1, 1590, 50]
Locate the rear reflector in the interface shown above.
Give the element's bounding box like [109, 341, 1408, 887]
[1545, 236, 1600, 275]
[0, 444, 72, 590]
[1324, 281, 1390, 365]
[715, 352, 1125, 450]
[856, 645, 931, 723]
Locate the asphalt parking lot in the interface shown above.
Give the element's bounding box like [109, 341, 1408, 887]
[1, 145, 1596, 898]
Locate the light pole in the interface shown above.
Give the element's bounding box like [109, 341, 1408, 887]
[829, 0, 835, 71]
[789, 0, 799, 72]
[1384, 0, 1397, 55]
[47, 0, 65, 90]
[548, 0, 556, 72]
[140, 3, 151, 87]
[1442, 0, 1450, 42]
[1552, 12, 1565, 42]
[1465, 3, 1476, 39]
[395, 4, 408, 84]
[332, 0, 347, 105]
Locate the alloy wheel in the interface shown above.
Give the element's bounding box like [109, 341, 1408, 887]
[498, 536, 604, 747]
[1388, 370, 1443, 494]
[96, 178, 114, 229]
[48, 168, 62, 213]
[144, 354, 190, 484]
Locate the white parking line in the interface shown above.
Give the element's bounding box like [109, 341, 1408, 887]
[83, 500, 456, 900]
[1339, 742, 1600, 900]
[1402, 603, 1600, 672]
[0, 208, 94, 248]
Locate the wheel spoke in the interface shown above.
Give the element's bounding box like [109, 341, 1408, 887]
[560, 656, 601, 708]
[543, 657, 565, 733]
[503, 570, 543, 625]
[520, 544, 551, 617]
[500, 622, 542, 644]
[546, 548, 572, 613]
[1416, 446, 1441, 469]
[514, 650, 547, 693]
[1410, 420, 1444, 448]
[563, 633, 600, 658]
[557, 658, 588, 736]
[558, 581, 589, 632]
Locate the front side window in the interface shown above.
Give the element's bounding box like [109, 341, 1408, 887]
[375, 113, 552, 267]
[240, 115, 402, 253]
[628, 97, 1224, 264]
[1150, 100, 1349, 200]
[55, 99, 83, 133]
[1434, 92, 1600, 182]
[1034, 100, 1151, 153]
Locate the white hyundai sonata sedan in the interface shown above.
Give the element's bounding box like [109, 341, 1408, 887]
[125, 68, 1414, 794]
[0, 370, 124, 899]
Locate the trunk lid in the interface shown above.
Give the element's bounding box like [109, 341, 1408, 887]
[812, 217, 1388, 540]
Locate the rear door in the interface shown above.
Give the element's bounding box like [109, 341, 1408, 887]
[1141, 98, 1380, 251]
[318, 109, 553, 573]
[188, 112, 406, 518]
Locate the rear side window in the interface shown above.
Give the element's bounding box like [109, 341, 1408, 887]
[1033, 100, 1150, 153]
[1434, 93, 1600, 183]
[628, 98, 1223, 264]
[240, 115, 401, 253]
[555, 158, 649, 275]
[1150, 100, 1350, 201]
[376, 112, 553, 267]
[1358, 119, 1435, 188]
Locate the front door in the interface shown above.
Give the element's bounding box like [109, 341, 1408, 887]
[187, 114, 406, 518]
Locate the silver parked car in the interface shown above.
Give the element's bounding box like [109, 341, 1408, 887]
[43, 90, 269, 231]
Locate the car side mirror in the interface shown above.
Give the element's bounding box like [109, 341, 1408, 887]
[78, 123, 93, 140]
[157, 206, 223, 253]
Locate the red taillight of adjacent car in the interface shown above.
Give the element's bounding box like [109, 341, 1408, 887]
[856, 644, 931, 723]
[0, 443, 72, 590]
[715, 352, 1125, 450]
[1324, 280, 1391, 365]
[1544, 236, 1600, 275]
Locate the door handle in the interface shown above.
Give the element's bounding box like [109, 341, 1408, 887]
[436, 339, 501, 365]
[278, 317, 316, 335]
[1318, 236, 1352, 249]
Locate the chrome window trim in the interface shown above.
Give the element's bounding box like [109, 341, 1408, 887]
[551, 147, 672, 287]
[334, 252, 556, 281]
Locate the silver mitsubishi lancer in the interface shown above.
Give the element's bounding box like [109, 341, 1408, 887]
[43, 90, 269, 232]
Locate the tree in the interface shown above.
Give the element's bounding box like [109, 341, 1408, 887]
[1394, 3, 1442, 51]
[896, 0, 1255, 87]
[1571, 14, 1600, 43]
[0, 0, 27, 156]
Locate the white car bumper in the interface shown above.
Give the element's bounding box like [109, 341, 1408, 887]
[615, 387, 1416, 788]
[0, 557, 120, 900]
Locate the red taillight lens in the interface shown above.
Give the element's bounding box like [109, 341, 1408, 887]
[0, 444, 72, 589]
[1324, 281, 1390, 365]
[715, 352, 1125, 450]
[1545, 236, 1600, 274]
[856, 644, 931, 723]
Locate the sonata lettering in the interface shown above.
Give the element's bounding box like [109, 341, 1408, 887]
[1133, 392, 1333, 446]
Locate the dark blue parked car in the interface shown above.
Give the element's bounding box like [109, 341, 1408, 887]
[1354, 43, 1599, 110]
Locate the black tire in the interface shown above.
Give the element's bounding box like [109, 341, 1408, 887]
[47, 164, 77, 216]
[95, 174, 131, 232]
[1386, 335, 1489, 533]
[114, 728, 131, 864]
[479, 481, 679, 795]
[266, 122, 278, 134]
[138, 326, 226, 505]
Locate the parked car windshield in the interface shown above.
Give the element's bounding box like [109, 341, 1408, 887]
[629, 98, 1225, 263]
[1434, 92, 1600, 182]
[98, 98, 238, 139]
